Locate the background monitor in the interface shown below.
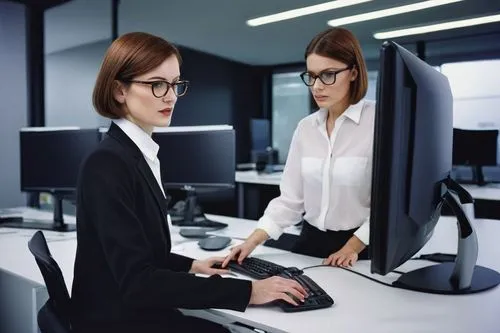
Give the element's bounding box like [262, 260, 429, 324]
[4, 128, 100, 231]
[154, 128, 235, 188]
[153, 127, 235, 228]
[21, 128, 99, 192]
[369, 41, 500, 294]
[250, 118, 270, 151]
[452, 128, 498, 185]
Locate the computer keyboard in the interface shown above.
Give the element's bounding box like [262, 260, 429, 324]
[220, 257, 334, 312]
[275, 272, 334, 312]
[223, 257, 288, 279]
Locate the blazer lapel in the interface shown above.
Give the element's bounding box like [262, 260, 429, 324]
[107, 123, 171, 237]
[137, 158, 171, 224]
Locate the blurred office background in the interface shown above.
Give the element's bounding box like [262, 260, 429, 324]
[1, 0, 500, 217]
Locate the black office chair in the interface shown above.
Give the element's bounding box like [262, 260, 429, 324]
[28, 231, 72, 333]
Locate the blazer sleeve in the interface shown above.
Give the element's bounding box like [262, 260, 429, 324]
[166, 253, 193, 272]
[78, 149, 252, 311]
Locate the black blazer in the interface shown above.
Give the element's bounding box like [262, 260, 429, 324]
[71, 123, 251, 331]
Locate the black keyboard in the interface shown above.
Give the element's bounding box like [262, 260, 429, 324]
[224, 257, 288, 279]
[275, 272, 334, 312]
[220, 257, 334, 312]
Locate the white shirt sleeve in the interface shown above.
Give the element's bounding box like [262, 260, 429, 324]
[353, 217, 370, 245]
[353, 140, 373, 246]
[257, 125, 305, 239]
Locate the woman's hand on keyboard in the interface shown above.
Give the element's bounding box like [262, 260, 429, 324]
[189, 257, 230, 275]
[249, 276, 307, 306]
[222, 229, 269, 267]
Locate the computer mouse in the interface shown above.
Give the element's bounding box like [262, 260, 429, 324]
[198, 236, 232, 251]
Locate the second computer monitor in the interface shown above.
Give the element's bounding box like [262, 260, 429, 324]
[16, 127, 100, 231]
[153, 128, 235, 189]
[369, 41, 500, 294]
[21, 128, 100, 192]
[370, 41, 452, 277]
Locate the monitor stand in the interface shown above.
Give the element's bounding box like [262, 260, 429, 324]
[472, 165, 486, 186]
[0, 194, 76, 232]
[170, 186, 227, 230]
[394, 179, 500, 294]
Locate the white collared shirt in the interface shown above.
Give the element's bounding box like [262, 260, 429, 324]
[114, 118, 166, 198]
[257, 99, 375, 245]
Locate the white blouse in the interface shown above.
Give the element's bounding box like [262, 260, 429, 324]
[257, 100, 375, 245]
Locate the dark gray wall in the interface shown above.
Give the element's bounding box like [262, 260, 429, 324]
[0, 2, 28, 208]
[45, 39, 110, 128]
[174, 46, 270, 163]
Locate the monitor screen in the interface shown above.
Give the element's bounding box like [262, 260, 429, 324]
[453, 128, 498, 166]
[370, 41, 453, 275]
[20, 128, 100, 192]
[153, 129, 235, 188]
[250, 118, 270, 151]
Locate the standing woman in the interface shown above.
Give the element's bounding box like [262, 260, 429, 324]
[224, 27, 374, 269]
[71, 32, 306, 333]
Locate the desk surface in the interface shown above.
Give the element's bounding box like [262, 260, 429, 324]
[235, 171, 500, 201]
[1, 207, 500, 333]
[235, 170, 282, 186]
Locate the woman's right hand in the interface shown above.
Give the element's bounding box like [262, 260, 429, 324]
[221, 229, 269, 267]
[249, 276, 308, 306]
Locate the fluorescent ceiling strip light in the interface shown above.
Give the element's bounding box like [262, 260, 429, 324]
[327, 0, 463, 26]
[247, 0, 372, 27]
[374, 13, 500, 39]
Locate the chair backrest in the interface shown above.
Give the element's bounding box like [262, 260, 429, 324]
[28, 231, 72, 332]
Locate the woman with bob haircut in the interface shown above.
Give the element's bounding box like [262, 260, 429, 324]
[71, 32, 307, 333]
[224, 27, 375, 270]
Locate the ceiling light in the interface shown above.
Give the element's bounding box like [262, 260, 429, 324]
[327, 0, 463, 26]
[247, 0, 372, 27]
[374, 14, 500, 39]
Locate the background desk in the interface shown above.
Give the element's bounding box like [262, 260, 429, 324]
[235, 171, 282, 218]
[235, 171, 500, 219]
[1, 208, 500, 333]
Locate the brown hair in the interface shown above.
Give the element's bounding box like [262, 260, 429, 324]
[305, 27, 368, 104]
[93, 32, 182, 119]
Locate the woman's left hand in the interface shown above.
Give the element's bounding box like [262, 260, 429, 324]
[323, 246, 359, 267]
[323, 235, 366, 267]
[189, 257, 230, 275]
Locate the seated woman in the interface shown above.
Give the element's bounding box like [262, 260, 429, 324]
[71, 32, 306, 333]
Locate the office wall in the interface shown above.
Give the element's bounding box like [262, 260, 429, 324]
[0, 2, 27, 208]
[45, 40, 110, 128]
[173, 46, 269, 163]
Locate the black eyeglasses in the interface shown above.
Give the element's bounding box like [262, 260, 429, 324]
[123, 80, 189, 98]
[300, 65, 353, 86]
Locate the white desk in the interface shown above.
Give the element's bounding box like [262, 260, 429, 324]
[235, 171, 500, 218]
[235, 171, 282, 217]
[1, 208, 500, 333]
[461, 184, 500, 201]
[235, 170, 282, 186]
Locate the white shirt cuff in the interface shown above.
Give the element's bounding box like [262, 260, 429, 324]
[353, 219, 370, 246]
[256, 215, 284, 240]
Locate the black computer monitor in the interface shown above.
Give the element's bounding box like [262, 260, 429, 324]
[153, 128, 235, 228]
[3, 128, 100, 232]
[369, 41, 500, 294]
[250, 118, 270, 151]
[452, 128, 498, 185]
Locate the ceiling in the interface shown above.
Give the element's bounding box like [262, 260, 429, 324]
[44, 0, 500, 65]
